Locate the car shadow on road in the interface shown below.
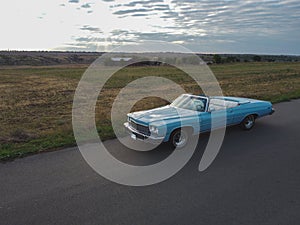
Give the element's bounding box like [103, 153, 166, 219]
[104, 121, 279, 167]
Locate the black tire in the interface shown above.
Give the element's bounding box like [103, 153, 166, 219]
[240, 115, 256, 130]
[170, 128, 190, 149]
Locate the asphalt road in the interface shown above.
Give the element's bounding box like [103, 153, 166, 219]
[1, 100, 300, 225]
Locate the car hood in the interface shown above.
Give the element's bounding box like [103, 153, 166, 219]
[128, 105, 199, 124]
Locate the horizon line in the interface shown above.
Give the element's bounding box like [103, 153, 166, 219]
[0, 49, 300, 56]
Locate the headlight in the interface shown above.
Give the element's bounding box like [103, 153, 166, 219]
[127, 116, 131, 122]
[149, 125, 158, 134]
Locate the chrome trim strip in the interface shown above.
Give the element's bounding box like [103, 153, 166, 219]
[129, 118, 147, 127]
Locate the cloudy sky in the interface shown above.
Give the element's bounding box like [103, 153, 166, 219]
[1, 0, 300, 54]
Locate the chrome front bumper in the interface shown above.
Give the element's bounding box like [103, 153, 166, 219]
[124, 122, 164, 144]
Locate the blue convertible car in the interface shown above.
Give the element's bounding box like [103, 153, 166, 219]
[124, 94, 275, 148]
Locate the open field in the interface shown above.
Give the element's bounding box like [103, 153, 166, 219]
[1, 62, 300, 160]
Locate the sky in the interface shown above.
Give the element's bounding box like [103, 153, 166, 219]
[1, 0, 300, 54]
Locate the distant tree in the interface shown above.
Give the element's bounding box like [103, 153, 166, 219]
[225, 56, 238, 63]
[253, 55, 262, 62]
[213, 54, 222, 64]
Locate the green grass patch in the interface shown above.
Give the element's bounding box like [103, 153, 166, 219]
[0, 131, 75, 161]
[1, 62, 300, 161]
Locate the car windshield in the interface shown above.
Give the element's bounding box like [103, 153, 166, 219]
[171, 95, 207, 112]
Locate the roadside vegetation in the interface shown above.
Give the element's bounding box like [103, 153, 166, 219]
[1, 62, 300, 160]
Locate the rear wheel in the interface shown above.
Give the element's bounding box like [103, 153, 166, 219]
[170, 128, 189, 148]
[240, 115, 255, 130]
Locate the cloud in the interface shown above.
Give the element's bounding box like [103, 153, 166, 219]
[63, 26, 300, 54]
[113, 8, 149, 15]
[111, 0, 169, 17]
[68, 0, 79, 3]
[81, 3, 91, 8]
[80, 25, 102, 33]
[105, 0, 300, 38]
[123, 0, 163, 7]
[131, 14, 152, 17]
[75, 37, 106, 42]
[62, 0, 300, 53]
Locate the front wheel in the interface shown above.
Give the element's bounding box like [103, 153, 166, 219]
[170, 128, 189, 149]
[240, 115, 255, 130]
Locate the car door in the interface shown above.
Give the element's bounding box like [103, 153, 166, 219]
[200, 108, 234, 132]
[199, 111, 211, 132]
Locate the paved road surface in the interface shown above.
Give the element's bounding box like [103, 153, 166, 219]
[1, 100, 300, 225]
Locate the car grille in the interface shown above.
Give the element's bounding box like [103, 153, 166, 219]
[129, 121, 150, 136]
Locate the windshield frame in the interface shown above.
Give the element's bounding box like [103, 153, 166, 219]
[170, 94, 209, 112]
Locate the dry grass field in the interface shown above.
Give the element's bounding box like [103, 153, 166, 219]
[1, 62, 300, 160]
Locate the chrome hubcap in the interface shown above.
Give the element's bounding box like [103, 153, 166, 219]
[174, 131, 187, 147]
[245, 117, 254, 129]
